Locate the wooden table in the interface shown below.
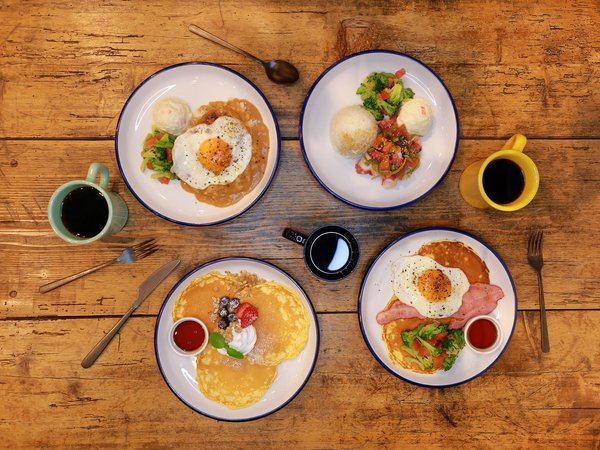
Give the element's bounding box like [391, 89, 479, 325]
[1, 1, 599, 448]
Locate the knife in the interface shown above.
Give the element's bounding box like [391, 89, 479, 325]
[81, 259, 181, 368]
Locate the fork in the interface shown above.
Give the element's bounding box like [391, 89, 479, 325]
[527, 230, 549, 352]
[39, 239, 158, 294]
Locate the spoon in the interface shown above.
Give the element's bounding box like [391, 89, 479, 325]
[188, 24, 299, 84]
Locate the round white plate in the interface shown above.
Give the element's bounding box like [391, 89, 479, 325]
[154, 257, 319, 421]
[300, 50, 459, 210]
[116, 63, 280, 226]
[358, 227, 517, 387]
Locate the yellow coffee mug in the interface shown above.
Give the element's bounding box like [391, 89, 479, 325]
[459, 134, 539, 211]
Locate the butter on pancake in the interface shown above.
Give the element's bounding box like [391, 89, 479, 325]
[196, 346, 277, 409]
[245, 282, 309, 366]
[417, 240, 489, 284]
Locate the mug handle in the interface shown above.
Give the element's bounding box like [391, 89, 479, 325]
[283, 228, 308, 246]
[501, 133, 527, 152]
[86, 163, 109, 189]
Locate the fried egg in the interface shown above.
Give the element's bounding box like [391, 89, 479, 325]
[392, 255, 469, 318]
[171, 116, 252, 190]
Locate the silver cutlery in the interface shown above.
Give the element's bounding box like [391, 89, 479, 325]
[81, 258, 181, 368]
[188, 24, 300, 84]
[527, 230, 549, 352]
[39, 239, 158, 293]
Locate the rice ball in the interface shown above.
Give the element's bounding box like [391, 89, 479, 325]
[396, 98, 433, 136]
[152, 97, 192, 136]
[330, 105, 378, 157]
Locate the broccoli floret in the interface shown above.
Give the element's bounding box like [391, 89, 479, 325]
[442, 330, 466, 354]
[403, 87, 415, 100]
[377, 98, 397, 117]
[442, 354, 458, 371]
[388, 82, 405, 106]
[417, 336, 443, 356]
[419, 323, 448, 340]
[401, 324, 424, 347]
[363, 98, 383, 120]
[357, 72, 394, 95]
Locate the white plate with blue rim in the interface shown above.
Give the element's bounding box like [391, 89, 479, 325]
[115, 62, 280, 226]
[358, 227, 517, 387]
[300, 50, 459, 210]
[154, 257, 319, 421]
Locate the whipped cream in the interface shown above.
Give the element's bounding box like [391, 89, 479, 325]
[218, 325, 257, 356]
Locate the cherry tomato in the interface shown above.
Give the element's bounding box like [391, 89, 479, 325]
[378, 89, 390, 101]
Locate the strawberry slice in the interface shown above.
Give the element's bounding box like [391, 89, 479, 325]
[236, 303, 258, 328]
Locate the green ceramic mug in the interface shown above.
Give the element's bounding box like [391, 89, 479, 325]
[48, 163, 128, 244]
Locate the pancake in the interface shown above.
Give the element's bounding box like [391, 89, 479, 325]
[381, 297, 452, 374]
[172, 271, 245, 330]
[245, 282, 309, 366]
[171, 270, 309, 409]
[196, 345, 277, 409]
[417, 240, 489, 284]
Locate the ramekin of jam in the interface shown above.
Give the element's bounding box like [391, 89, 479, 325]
[464, 315, 502, 354]
[169, 317, 209, 356]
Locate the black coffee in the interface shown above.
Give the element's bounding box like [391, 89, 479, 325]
[482, 159, 525, 204]
[310, 232, 351, 274]
[61, 186, 109, 238]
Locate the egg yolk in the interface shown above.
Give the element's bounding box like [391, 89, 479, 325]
[417, 269, 452, 302]
[198, 137, 232, 174]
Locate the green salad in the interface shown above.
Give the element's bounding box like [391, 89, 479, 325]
[356, 69, 415, 120]
[401, 323, 465, 371]
[140, 128, 178, 184]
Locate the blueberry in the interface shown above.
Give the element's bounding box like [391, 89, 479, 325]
[219, 297, 230, 307]
[218, 319, 229, 330]
[227, 313, 238, 323]
[230, 298, 240, 309]
[219, 308, 228, 318]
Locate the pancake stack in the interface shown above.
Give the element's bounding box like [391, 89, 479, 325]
[173, 271, 309, 409]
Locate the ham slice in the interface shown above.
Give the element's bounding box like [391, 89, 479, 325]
[376, 301, 427, 325]
[447, 284, 504, 329]
[375, 283, 504, 327]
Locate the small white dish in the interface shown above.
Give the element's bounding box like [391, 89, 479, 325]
[464, 315, 503, 354]
[115, 62, 281, 226]
[169, 317, 209, 357]
[154, 257, 319, 421]
[300, 50, 459, 210]
[358, 227, 517, 388]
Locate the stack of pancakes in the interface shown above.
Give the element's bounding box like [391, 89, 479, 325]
[173, 271, 309, 409]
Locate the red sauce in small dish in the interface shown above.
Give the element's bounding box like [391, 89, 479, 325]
[173, 320, 206, 352]
[467, 318, 498, 350]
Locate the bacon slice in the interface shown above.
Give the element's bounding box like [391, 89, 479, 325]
[376, 301, 426, 325]
[447, 284, 505, 329]
[375, 283, 504, 326]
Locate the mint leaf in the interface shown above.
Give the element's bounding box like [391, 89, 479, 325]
[226, 346, 244, 359]
[209, 332, 226, 349]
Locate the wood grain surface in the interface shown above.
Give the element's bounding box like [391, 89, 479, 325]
[0, 312, 598, 448]
[0, 0, 599, 448]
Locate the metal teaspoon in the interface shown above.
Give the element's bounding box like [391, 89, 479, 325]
[188, 24, 300, 84]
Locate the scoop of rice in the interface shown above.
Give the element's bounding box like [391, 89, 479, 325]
[330, 105, 378, 157]
[397, 98, 433, 136]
